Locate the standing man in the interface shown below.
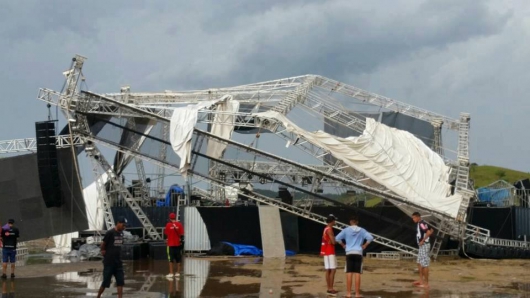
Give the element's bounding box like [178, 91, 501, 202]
[1, 219, 19, 279]
[335, 215, 373, 298]
[164, 212, 184, 279]
[412, 212, 434, 288]
[97, 217, 127, 298]
[320, 214, 338, 296]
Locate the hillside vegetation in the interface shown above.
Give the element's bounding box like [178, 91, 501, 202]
[470, 165, 530, 188]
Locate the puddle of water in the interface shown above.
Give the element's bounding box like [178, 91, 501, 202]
[2, 257, 528, 297]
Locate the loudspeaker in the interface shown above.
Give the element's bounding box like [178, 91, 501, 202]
[35, 121, 63, 208]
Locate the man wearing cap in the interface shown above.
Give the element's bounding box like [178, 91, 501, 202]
[1, 219, 19, 279]
[97, 217, 127, 298]
[164, 212, 184, 279]
[320, 214, 338, 296]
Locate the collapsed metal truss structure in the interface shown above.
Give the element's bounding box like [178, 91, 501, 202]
[4, 54, 511, 257]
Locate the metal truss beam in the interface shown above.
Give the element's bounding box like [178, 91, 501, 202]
[77, 119, 414, 229]
[100, 73, 459, 131]
[0, 135, 83, 154]
[88, 155, 114, 230]
[196, 126, 453, 219]
[56, 88, 453, 221]
[40, 91, 458, 222]
[313, 76, 460, 130]
[210, 160, 342, 186]
[83, 141, 162, 240]
[79, 132, 418, 255]
[103, 76, 306, 105]
[156, 111, 170, 198]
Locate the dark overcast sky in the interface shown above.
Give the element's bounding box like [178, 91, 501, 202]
[1, 0, 528, 171]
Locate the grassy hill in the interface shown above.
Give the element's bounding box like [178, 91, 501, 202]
[470, 165, 530, 188]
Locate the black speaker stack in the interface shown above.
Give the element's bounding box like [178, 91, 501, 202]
[35, 121, 63, 208]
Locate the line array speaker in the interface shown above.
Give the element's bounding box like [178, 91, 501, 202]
[35, 121, 63, 208]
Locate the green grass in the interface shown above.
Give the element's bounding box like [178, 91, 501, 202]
[470, 165, 530, 188]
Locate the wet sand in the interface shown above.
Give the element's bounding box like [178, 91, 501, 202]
[210, 255, 530, 297]
[6, 254, 530, 297]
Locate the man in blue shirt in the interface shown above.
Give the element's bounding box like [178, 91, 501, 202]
[335, 215, 373, 298]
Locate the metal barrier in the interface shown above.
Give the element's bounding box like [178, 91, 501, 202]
[0, 242, 29, 265]
[485, 238, 529, 248]
[366, 249, 458, 260]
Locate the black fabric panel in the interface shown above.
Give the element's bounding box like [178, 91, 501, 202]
[191, 206, 417, 254]
[280, 211, 299, 252]
[468, 207, 515, 240]
[298, 206, 417, 253]
[0, 149, 87, 241]
[197, 206, 262, 249]
[324, 112, 379, 138]
[381, 112, 434, 148]
[113, 117, 153, 175]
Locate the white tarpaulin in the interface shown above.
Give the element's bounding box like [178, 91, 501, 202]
[206, 96, 240, 159]
[170, 98, 226, 177]
[255, 111, 462, 218]
[170, 102, 208, 175]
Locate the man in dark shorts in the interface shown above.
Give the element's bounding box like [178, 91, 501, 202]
[164, 212, 184, 279]
[335, 215, 373, 298]
[1, 219, 19, 279]
[412, 212, 434, 288]
[97, 217, 127, 298]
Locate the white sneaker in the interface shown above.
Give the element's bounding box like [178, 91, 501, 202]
[174, 273, 180, 277]
[166, 273, 174, 279]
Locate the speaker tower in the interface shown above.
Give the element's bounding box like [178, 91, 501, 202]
[35, 121, 63, 208]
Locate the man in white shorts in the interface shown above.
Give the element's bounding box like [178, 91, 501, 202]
[320, 214, 338, 296]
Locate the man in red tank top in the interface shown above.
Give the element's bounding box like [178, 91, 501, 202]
[320, 214, 338, 296]
[164, 212, 184, 279]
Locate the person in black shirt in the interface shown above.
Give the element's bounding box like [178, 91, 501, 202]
[97, 217, 127, 298]
[1, 219, 19, 279]
[412, 212, 434, 288]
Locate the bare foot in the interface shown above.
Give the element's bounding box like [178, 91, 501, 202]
[412, 280, 422, 285]
[416, 284, 430, 288]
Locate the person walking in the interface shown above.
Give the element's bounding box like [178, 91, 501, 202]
[164, 212, 184, 279]
[412, 212, 434, 288]
[1, 219, 19, 279]
[320, 214, 338, 296]
[97, 217, 127, 298]
[335, 215, 373, 298]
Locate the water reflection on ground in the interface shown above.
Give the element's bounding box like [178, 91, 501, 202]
[3, 255, 529, 297]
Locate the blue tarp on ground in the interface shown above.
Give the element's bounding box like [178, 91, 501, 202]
[477, 187, 511, 205]
[157, 185, 184, 207]
[221, 242, 296, 256]
[222, 242, 263, 256]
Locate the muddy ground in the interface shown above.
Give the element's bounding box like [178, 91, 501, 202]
[9, 254, 530, 297]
